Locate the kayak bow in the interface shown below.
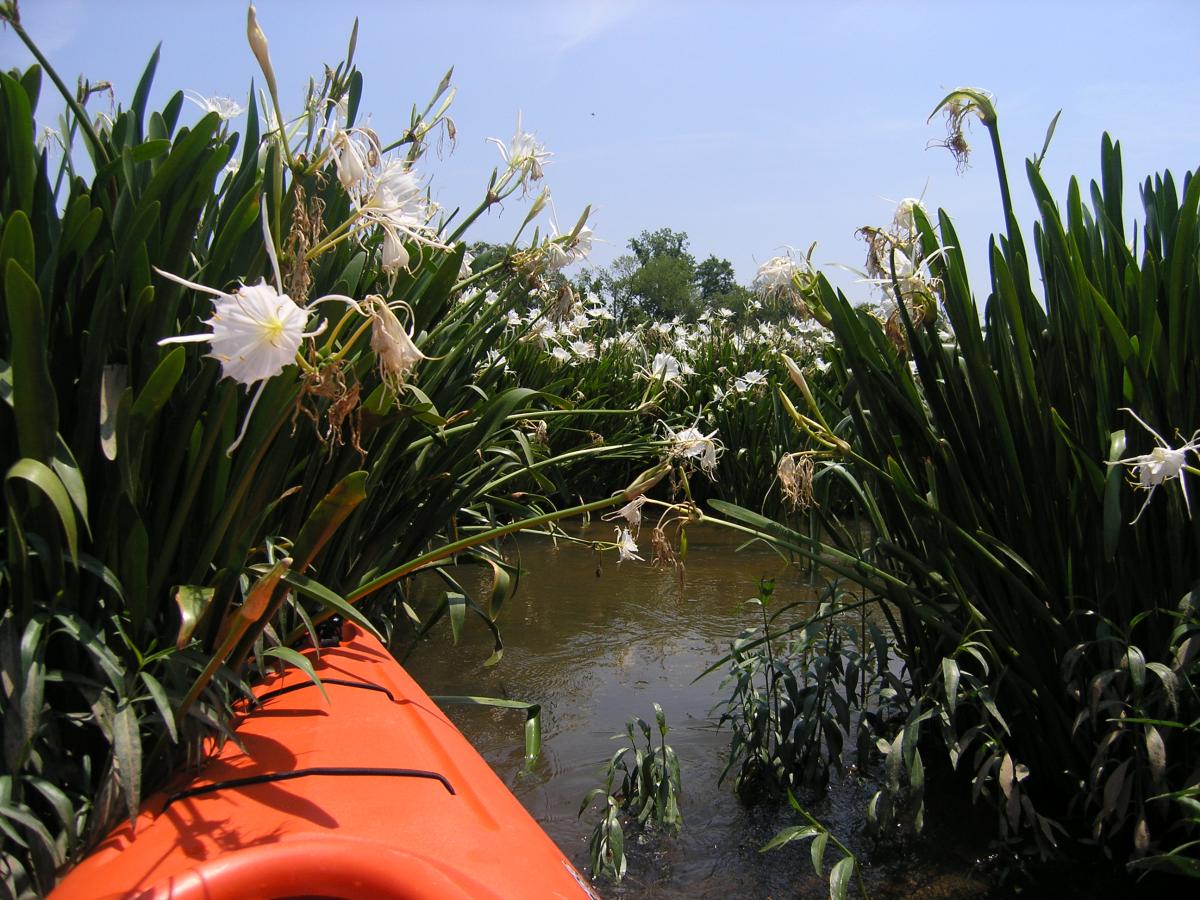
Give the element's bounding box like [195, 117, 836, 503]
[51, 622, 597, 900]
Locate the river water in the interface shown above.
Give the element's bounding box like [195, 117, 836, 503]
[403, 523, 991, 898]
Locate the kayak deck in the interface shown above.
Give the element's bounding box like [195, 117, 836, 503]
[51, 623, 597, 899]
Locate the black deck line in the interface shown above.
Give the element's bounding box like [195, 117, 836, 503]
[161, 766, 456, 812]
[251, 677, 395, 706]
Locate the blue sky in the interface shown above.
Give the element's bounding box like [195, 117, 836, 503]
[4, 0, 1199, 301]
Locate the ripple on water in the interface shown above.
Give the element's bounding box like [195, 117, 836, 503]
[404, 524, 992, 898]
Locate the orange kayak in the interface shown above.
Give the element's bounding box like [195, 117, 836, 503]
[52, 622, 598, 899]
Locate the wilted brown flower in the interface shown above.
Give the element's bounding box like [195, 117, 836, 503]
[777, 452, 816, 513]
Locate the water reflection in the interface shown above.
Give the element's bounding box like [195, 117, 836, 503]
[402, 523, 988, 898]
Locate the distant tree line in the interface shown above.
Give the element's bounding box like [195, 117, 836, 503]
[471, 227, 785, 326]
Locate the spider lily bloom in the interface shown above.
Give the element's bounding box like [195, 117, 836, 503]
[488, 111, 551, 188]
[380, 230, 410, 275]
[639, 352, 692, 385]
[614, 526, 643, 563]
[568, 339, 595, 360]
[890, 197, 928, 235]
[184, 91, 244, 121]
[458, 250, 475, 281]
[733, 370, 767, 394]
[156, 198, 348, 454]
[568, 225, 593, 265]
[354, 162, 447, 273]
[753, 255, 802, 298]
[665, 423, 722, 476]
[158, 279, 312, 385]
[331, 128, 372, 191]
[156, 273, 327, 454]
[541, 240, 571, 273]
[1112, 408, 1200, 522]
[603, 496, 647, 534]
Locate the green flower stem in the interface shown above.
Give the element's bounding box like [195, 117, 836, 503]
[324, 318, 373, 365]
[286, 493, 630, 644]
[983, 119, 1023, 259]
[4, 11, 109, 166]
[445, 195, 500, 246]
[477, 442, 645, 495]
[305, 211, 361, 260]
[445, 177, 526, 246]
[399, 408, 649, 457]
[455, 258, 511, 294]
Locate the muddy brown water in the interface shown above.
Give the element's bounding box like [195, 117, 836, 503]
[402, 523, 992, 898]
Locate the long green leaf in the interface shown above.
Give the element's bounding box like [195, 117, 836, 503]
[5, 258, 56, 462]
[259, 646, 329, 706]
[6, 458, 78, 565]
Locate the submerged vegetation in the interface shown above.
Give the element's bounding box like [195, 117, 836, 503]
[1, 1, 1198, 896]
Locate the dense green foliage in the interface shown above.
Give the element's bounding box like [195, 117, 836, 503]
[0, 8, 648, 893]
[3, 1, 1196, 891]
[715, 89, 1200, 882]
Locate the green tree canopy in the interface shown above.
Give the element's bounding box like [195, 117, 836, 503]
[695, 255, 736, 299]
[575, 228, 750, 325]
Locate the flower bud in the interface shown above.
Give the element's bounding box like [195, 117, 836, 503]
[246, 6, 279, 99]
[521, 186, 551, 230]
[623, 462, 671, 501]
[381, 230, 410, 274]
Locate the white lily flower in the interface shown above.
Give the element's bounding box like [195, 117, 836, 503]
[569, 225, 593, 263]
[892, 197, 928, 233]
[1112, 408, 1200, 522]
[541, 240, 571, 273]
[159, 278, 312, 385]
[381, 229, 410, 275]
[665, 423, 722, 476]
[365, 163, 430, 234]
[331, 129, 372, 191]
[155, 198, 356, 454]
[458, 250, 475, 281]
[528, 320, 558, 345]
[614, 526, 643, 563]
[185, 91, 244, 121]
[734, 370, 767, 394]
[603, 496, 647, 533]
[754, 253, 809, 303]
[550, 346, 571, 364]
[488, 110, 551, 186]
[352, 162, 449, 273]
[641, 352, 685, 384]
